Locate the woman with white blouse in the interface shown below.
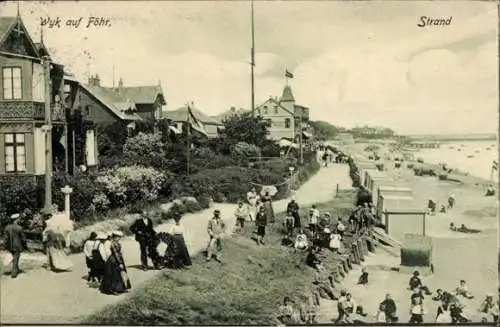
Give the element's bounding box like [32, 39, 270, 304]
[168, 214, 192, 269]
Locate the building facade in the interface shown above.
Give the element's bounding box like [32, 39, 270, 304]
[256, 85, 313, 142]
[105, 78, 166, 122]
[0, 15, 67, 177]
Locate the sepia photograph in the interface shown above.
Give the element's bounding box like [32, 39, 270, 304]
[0, 0, 498, 325]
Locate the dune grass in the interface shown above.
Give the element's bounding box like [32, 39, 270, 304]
[83, 195, 356, 325]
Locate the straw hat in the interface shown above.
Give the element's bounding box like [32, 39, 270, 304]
[111, 230, 124, 237]
[96, 232, 108, 240]
[9, 213, 20, 221]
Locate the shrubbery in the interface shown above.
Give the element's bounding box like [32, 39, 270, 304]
[1, 114, 321, 235]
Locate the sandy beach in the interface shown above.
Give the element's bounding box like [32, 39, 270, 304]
[318, 142, 498, 324]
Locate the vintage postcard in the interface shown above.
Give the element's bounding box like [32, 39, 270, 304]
[0, 0, 498, 325]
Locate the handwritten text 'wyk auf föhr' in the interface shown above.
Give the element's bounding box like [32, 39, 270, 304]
[40, 16, 112, 29]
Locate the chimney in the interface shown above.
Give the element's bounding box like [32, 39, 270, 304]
[88, 74, 101, 87]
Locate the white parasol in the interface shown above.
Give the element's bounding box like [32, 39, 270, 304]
[260, 185, 278, 197]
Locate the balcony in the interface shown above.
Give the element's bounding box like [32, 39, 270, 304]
[0, 101, 66, 121]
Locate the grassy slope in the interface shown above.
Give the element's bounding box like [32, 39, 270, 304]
[83, 193, 356, 325]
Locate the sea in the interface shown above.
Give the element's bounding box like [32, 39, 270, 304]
[414, 140, 499, 182]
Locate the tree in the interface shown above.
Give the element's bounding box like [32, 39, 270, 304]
[220, 113, 271, 147]
[309, 121, 345, 140]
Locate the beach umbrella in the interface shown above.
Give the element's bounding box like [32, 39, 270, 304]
[260, 185, 278, 197]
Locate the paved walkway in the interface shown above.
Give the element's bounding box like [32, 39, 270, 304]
[1, 164, 351, 324]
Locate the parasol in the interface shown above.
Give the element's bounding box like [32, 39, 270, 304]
[260, 185, 278, 197]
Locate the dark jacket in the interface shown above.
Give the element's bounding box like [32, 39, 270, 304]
[409, 276, 422, 289]
[381, 299, 397, 316]
[255, 212, 267, 227]
[287, 201, 299, 213]
[4, 223, 27, 253]
[130, 217, 155, 242]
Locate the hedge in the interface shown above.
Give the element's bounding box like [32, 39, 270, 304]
[0, 150, 320, 235]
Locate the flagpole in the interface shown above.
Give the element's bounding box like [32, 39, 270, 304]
[250, 0, 255, 118]
[186, 103, 191, 176]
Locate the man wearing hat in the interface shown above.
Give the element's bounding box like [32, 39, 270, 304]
[206, 209, 226, 262]
[130, 209, 156, 271]
[3, 214, 27, 278]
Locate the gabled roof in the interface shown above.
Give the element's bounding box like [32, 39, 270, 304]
[212, 108, 249, 123]
[257, 97, 293, 115]
[80, 84, 142, 121]
[105, 85, 165, 105]
[280, 85, 295, 102]
[162, 104, 221, 125]
[0, 17, 16, 44]
[0, 16, 40, 58]
[34, 42, 50, 58]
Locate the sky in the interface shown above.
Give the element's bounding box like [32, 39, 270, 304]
[0, 1, 498, 135]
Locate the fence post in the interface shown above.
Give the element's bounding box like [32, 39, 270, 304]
[336, 183, 339, 197]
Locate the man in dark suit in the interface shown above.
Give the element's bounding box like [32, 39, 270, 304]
[4, 213, 27, 278]
[130, 210, 156, 270]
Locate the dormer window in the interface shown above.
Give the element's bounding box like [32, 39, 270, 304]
[274, 106, 278, 114]
[263, 106, 268, 115]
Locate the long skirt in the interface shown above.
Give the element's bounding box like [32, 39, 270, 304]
[171, 234, 192, 268]
[46, 232, 73, 271]
[100, 259, 131, 294]
[247, 202, 257, 221]
[263, 201, 275, 223]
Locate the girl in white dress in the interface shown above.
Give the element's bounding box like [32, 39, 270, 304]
[294, 229, 309, 250]
[329, 232, 342, 252]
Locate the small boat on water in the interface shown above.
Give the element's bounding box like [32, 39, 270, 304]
[449, 146, 454, 149]
[486, 147, 491, 150]
[457, 148, 462, 152]
[467, 155, 474, 158]
[475, 150, 480, 153]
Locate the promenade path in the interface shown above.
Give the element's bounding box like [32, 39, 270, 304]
[1, 164, 351, 324]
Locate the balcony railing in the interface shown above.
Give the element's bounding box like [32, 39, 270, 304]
[0, 101, 66, 121]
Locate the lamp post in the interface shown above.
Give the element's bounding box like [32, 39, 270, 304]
[289, 166, 295, 192]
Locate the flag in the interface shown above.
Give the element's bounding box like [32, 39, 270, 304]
[285, 69, 294, 79]
[187, 104, 207, 137]
[493, 160, 498, 171]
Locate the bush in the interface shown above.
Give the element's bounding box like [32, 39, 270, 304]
[407, 163, 415, 169]
[0, 177, 42, 227]
[97, 165, 170, 208]
[394, 162, 401, 168]
[417, 158, 424, 163]
[376, 163, 384, 171]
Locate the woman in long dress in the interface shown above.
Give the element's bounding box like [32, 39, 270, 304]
[261, 191, 275, 223]
[42, 213, 74, 272]
[100, 231, 131, 295]
[167, 215, 192, 269]
[246, 188, 258, 222]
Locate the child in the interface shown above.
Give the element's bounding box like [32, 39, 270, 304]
[329, 232, 342, 253]
[284, 211, 295, 238]
[294, 229, 309, 251]
[376, 303, 387, 323]
[455, 280, 474, 299]
[357, 266, 369, 285]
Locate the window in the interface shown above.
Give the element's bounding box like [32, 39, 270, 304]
[4, 133, 26, 172]
[266, 118, 272, 127]
[285, 118, 291, 128]
[274, 106, 279, 114]
[263, 106, 268, 115]
[2, 67, 22, 100]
